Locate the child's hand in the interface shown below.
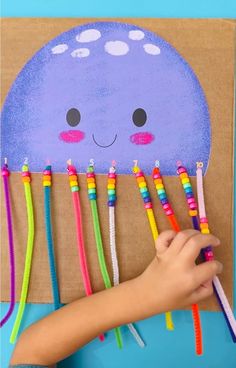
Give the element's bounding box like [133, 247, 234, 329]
[135, 230, 222, 317]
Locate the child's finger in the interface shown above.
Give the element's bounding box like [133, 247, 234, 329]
[191, 261, 223, 289]
[167, 229, 199, 255]
[181, 233, 220, 262]
[189, 281, 214, 304]
[155, 230, 176, 255]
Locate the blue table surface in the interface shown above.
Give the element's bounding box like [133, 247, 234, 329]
[1, 0, 236, 17]
[1, 303, 236, 368]
[1, 1, 236, 367]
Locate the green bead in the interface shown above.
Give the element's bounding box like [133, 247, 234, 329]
[71, 186, 79, 192]
[140, 187, 148, 193]
[183, 182, 191, 189]
[88, 188, 96, 194]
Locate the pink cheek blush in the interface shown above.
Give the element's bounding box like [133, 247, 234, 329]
[59, 130, 85, 143]
[130, 132, 155, 145]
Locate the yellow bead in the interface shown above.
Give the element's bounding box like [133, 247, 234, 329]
[202, 228, 210, 234]
[181, 178, 190, 184]
[43, 181, 51, 187]
[189, 210, 198, 217]
[88, 183, 96, 189]
[133, 166, 139, 174]
[138, 182, 146, 188]
[70, 181, 78, 187]
[156, 184, 164, 189]
[107, 184, 115, 189]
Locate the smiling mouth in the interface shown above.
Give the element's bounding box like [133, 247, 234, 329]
[92, 134, 117, 148]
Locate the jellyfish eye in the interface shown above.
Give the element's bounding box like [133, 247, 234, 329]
[132, 108, 147, 127]
[66, 108, 81, 127]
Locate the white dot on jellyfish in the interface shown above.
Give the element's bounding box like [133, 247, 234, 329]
[128, 30, 145, 40]
[71, 48, 90, 58]
[76, 29, 101, 43]
[143, 43, 161, 55]
[51, 44, 68, 54]
[104, 41, 129, 56]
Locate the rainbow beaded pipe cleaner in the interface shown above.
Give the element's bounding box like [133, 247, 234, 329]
[0, 159, 15, 328]
[87, 160, 123, 349]
[107, 161, 145, 348]
[10, 159, 35, 343]
[67, 160, 104, 342]
[152, 161, 203, 356]
[43, 164, 61, 310]
[132, 160, 174, 331]
[196, 162, 236, 342]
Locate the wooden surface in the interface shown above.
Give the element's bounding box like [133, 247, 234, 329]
[1, 18, 235, 310]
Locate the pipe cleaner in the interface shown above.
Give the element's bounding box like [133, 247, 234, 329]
[132, 160, 174, 331]
[196, 162, 236, 342]
[67, 160, 104, 342]
[10, 159, 35, 343]
[0, 159, 15, 328]
[152, 161, 203, 355]
[107, 161, 145, 348]
[43, 164, 60, 310]
[87, 160, 123, 348]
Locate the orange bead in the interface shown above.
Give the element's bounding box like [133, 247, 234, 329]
[43, 175, 51, 181]
[87, 177, 95, 183]
[69, 175, 77, 181]
[180, 172, 188, 179]
[154, 178, 162, 185]
[22, 177, 30, 183]
[189, 210, 197, 217]
[200, 223, 209, 229]
[108, 178, 116, 184]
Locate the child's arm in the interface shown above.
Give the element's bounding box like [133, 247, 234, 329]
[10, 230, 222, 367]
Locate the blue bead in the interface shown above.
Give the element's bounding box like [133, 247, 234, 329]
[161, 198, 168, 205]
[108, 195, 116, 201]
[186, 192, 193, 198]
[143, 196, 151, 203]
[108, 200, 115, 206]
[89, 193, 97, 200]
[185, 187, 192, 193]
[159, 193, 167, 200]
[141, 191, 150, 198]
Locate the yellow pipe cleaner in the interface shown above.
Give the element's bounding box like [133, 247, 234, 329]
[133, 162, 174, 331]
[10, 161, 35, 343]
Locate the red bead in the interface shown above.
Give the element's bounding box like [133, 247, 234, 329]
[2, 169, 9, 176]
[22, 171, 30, 177]
[200, 217, 208, 223]
[135, 171, 144, 178]
[108, 173, 116, 178]
[177, 167, 186, 174]
[87, 173, 95, 178]
[187, 198, 195, 204]
[163, 203, 171, 210]
[144, 202, 152, 209]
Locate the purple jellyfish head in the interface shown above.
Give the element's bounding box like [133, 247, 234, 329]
[1, 22, 211, 175]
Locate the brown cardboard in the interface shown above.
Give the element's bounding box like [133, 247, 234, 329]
[1, 18, 235, 310]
